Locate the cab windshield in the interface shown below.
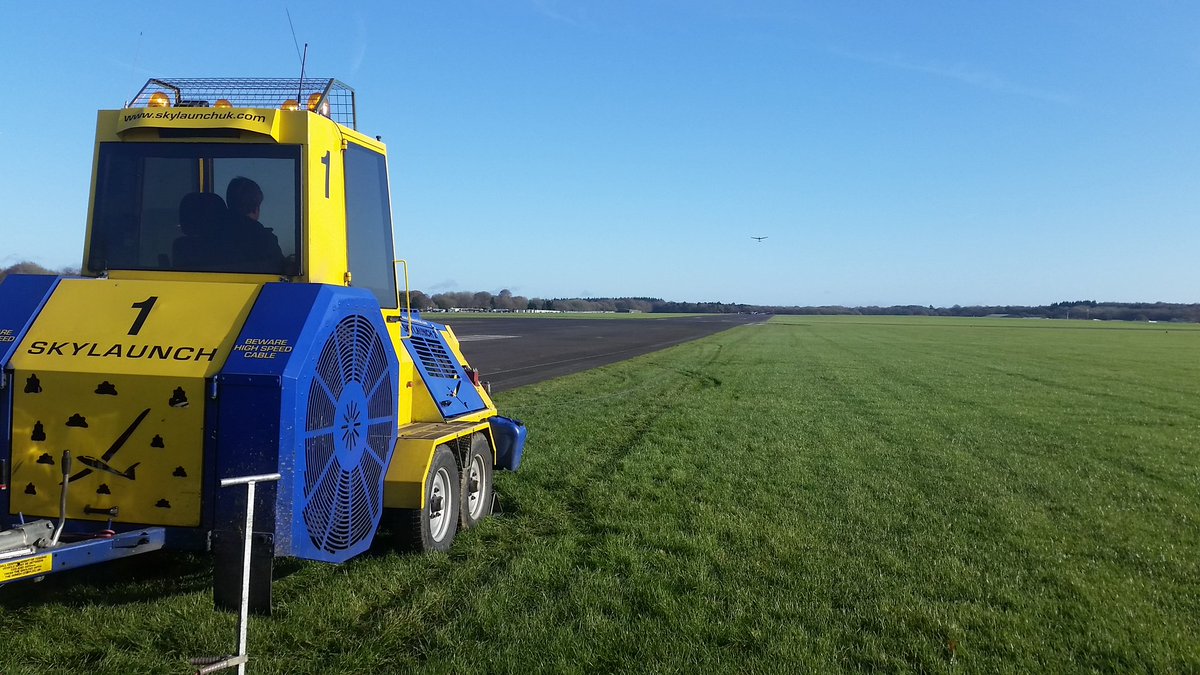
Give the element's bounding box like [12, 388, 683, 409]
[88, 142, 301, 275]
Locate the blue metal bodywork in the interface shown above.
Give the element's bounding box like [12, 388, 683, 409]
[50, 528, 166, 574]
[402, 316, 488, 419]
[489, 416, 528, 471]
[215, 283, 398, 564]
[0, 275, 60, 366]
[0, 527, 166, 587]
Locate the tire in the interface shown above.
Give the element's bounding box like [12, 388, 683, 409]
[397, 444, 460, 552]
[460, 433, 494, 529]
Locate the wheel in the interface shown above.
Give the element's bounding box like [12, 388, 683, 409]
[397, 444, 460, 552]
[460, 433, 494, 529]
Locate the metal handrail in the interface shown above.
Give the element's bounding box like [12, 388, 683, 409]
[394, 259, 413, 339]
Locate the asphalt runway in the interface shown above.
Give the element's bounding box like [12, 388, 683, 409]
[440, 314, 767, 392]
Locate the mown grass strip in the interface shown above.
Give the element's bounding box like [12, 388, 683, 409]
[1, 316, 1197, 673]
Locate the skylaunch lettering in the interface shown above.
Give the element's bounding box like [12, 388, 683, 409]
[26, 341, 218, 362]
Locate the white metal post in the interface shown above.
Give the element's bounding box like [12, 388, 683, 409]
[234, 479, 255, 675]
[192, 472, 281, 675]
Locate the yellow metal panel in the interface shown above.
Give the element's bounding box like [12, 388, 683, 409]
[383, 421, 490, 509]
[409, 374, 446, 423]
[104, 270, 279, 283]
[11, 279, 258, 377]
[303, 117, 350, 288]
[448, 409, 500, 425]
[384, 438, 436, 509]
[398, 422, 484, 440]
[115, 107, 281, 139]
[80, 114, 106, 275]
[5, 278, 251, 526]
[9, 371, 205, 526]
[386, 320, 416, 426]
[94, 108, 374, 148]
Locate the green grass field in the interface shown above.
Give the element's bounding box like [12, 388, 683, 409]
[2, 316, 1197, 673]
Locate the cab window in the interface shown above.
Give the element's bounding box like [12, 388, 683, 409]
[89, 143, 300, 275]
[344, 143, 398, 309]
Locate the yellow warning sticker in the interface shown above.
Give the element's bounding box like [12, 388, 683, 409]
[0, 554, 52, 582]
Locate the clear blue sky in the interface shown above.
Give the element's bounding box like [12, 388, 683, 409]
[2, 2, 1197, 307]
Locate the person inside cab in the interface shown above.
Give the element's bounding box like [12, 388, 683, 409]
[173, 192, 229, 270]
[226, 176, 284, 273]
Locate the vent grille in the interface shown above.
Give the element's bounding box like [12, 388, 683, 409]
[408, 332, 460, 381]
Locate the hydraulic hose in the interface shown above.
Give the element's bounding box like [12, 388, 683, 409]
[50, 450, 72, 546]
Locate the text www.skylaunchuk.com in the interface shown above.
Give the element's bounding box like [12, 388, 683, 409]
[123, 110, 268, 123]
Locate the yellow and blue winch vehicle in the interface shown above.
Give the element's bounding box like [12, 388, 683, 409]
[0, 78, 527, 610]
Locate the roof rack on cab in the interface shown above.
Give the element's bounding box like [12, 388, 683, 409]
[127, 77, 357, 129]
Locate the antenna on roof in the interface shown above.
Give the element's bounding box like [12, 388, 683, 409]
[286, 8, 308, 104]
[298, 44, 308, 104]
[125, 31, 144, 107]
[286, 8, 303, 61]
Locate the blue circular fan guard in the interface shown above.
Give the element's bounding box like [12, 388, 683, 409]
[298, 314, 395, 557]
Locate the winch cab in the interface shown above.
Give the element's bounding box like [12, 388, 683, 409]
[0, 78, 526, 609]
[85, 78, 396, 305]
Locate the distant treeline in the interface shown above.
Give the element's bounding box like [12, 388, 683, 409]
[763, 300, 1200, 323]
[0, 262, 78, 281]
[419, 290, 1200, 323]
[412, 289, 663, 314]
[3, 263, 1195, 323]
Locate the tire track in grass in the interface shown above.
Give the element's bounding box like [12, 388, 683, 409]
[765, 324, 960, 670]
[555, 341, 730, 541]
[791, 325, 1068, 667]
[458, 341, 727, 670]
[786, 319, 1200, 671]
[317, 342, 739, 671]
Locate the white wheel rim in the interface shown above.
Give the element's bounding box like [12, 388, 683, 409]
[429, 467, 452, 541]
[466, 454, 487, 519]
